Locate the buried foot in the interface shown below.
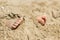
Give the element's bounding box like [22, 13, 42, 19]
[11, 17, 24, 30]
[36, 15, 46, 26]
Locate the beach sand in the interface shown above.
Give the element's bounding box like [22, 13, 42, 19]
[0, 0, 60, 40]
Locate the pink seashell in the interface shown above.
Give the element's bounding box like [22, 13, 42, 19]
[37, 16, 46, 26]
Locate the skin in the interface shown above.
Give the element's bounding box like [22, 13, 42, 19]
[11, 17, 24, 30]
[36, 16, 46, 26]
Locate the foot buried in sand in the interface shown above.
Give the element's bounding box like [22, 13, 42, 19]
[11, 17, 24, 30]
[36, 16, 46, 26]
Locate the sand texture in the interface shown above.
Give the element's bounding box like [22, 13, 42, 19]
[0, 0, 60, 40]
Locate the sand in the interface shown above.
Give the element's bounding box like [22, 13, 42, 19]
[0, 0, 60, 40]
